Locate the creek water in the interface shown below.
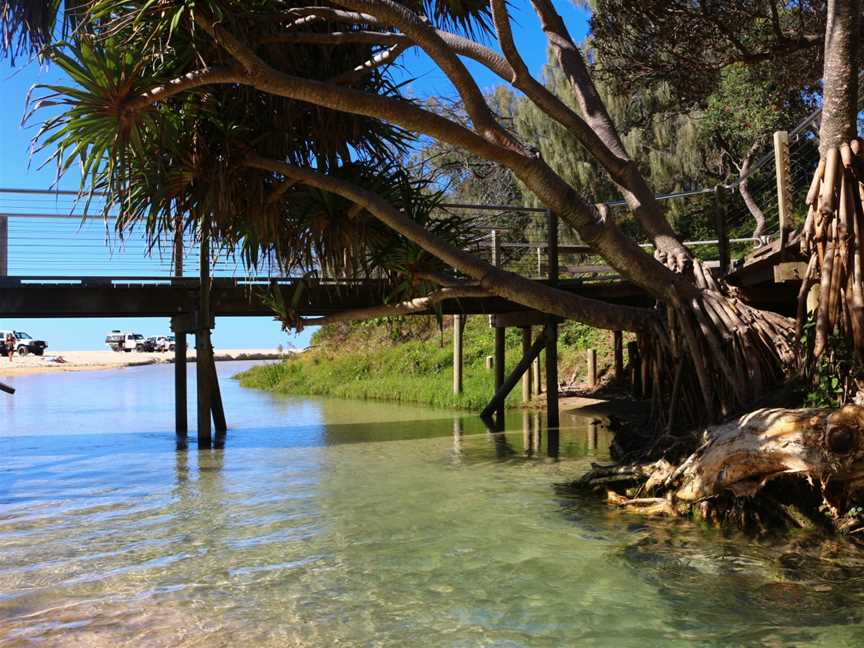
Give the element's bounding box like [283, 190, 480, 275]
[2, 362, 864, 646]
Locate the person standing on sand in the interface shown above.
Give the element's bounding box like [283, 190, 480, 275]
[6, 333, 16, 362]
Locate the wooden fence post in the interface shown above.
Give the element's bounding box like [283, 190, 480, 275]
[774, 130, 792, 250]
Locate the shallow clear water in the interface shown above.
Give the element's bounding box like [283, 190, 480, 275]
[2, 363, 864, 646]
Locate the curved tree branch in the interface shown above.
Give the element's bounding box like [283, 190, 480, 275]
[333, 0, 524, 152]
[122, 9, 695, 304]
[243, 152, 656, 332]
[528, 0, 697, 274]
[299, 286, 489, 328]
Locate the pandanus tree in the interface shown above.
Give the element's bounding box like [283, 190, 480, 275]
[7, 0, 857, 421]
[10, 0, 864, 525]
[15, 0, 797, 431]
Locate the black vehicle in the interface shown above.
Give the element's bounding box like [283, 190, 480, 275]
[0, 330, 48, 356]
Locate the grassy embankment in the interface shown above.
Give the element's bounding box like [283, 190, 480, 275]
[238, 316, 622, 410]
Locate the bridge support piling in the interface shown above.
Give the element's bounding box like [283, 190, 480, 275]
[482, 331, 547, 419]
[533, 353, 542, 396]
[521, 327, 532, 402]
[171, 318, 188, 437]
[545, 319, 559, 431]
[196, 222, 213, 447]
[209, 345, 227, 434]
[494, 325, 506, 424]
[196, 329, 213, 446]
[453, 314, 463, 395]
[613, 331, 624, 379]
[545, 209, 560, 432]
[174, 336, 187, 435]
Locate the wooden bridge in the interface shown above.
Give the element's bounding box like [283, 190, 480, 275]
[0, 125, 808, 448]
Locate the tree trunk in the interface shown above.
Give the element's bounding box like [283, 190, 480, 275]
[738, 145, 767, 238]
[819, 0, 860, 152]
[797, 0, 862, 376]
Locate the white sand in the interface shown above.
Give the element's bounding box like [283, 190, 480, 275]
[0, 348, 298, 377]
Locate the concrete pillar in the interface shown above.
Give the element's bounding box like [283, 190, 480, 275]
[613, 331, 624, 378]
[587, 348, 597, 387]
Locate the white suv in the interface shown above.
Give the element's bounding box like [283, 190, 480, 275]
[105, 331, 147, 352]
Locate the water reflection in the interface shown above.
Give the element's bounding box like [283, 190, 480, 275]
[12, 364, 864, 644]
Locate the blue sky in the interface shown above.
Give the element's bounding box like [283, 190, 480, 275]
[0, 1, 589, 350]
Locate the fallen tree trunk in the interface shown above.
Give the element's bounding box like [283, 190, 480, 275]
[579, 405, 864, 529]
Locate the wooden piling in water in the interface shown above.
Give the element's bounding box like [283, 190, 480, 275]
[172, 222, 188, 437]
[209, 345, 227, 434]
[494, 325, 506, 423]
[545, 209, 560, 431]
[482, 331, 547, 419]
[173, 328, 188, 436]
[197, 224, 213, 447]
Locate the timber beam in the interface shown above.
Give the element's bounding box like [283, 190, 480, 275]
[482, 330, 548, 419]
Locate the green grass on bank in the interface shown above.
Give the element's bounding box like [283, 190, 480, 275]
[237, 316, 621, 410]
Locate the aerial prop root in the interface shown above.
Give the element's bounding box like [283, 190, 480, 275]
[799, 140, 864, 366]
[633, 291, 795, 433]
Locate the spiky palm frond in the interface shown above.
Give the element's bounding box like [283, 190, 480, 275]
[1, 0, 93, 61]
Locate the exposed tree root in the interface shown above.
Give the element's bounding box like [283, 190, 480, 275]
[575, 405, 864, 532]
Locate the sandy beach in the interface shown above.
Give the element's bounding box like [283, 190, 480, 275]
[0, 348, 297, 377]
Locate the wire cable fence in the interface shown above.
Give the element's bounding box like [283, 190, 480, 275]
[0, 190, 284, 280]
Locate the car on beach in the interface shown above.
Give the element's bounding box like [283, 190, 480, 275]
[0, 330, 47, 356]
[105, 331, 152, 352]
[151, 335, 175, 352]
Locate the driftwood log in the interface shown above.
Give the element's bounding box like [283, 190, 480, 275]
[582, 405, 864, 526]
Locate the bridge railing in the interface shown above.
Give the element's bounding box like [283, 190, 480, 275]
[0, 187, 777, 284]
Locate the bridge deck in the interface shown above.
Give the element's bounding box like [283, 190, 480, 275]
[0, 259, 799, 320]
